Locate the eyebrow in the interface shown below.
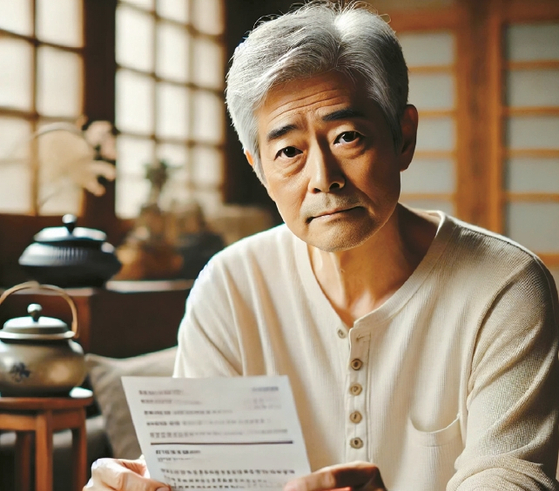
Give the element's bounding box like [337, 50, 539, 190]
[266, 124, 299, 143]
[321, 108, 367, 122]
[265, 107, 367, 143]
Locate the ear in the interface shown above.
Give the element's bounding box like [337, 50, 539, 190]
[244, 149, 255, 168]
[398, 104, 418, 172]
[244, 149, 275, 201]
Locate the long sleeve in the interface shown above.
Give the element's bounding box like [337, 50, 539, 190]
[449, 261, 559, 490]
[168, 216, 559, 490]
[173, 259, 243, 379]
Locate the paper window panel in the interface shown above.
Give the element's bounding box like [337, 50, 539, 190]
[408, 73, 454, 110]
[156, 22, 190, 82]
[0, 38, 33, 110]
[401, 158, 455, 193]
[0, 117, 32, 214]
[0, 160, 32, 213]
[116, 70, 154, 134]
[191, 146, 223, 187]
[398, 32, 454, 67]
[157, 143, 189, 171]
[192, 0, 224, 35]
[36, 47, 82, 117]
[505, 202, 559, 252]
[115, 135, 154, 176]
[415, 117, 455, 151]
[0, 0, 32, 35]
[192, 91, 224, 143]
[506, 70, 559, 108]
[156, 83, 190, 140]
[36, 0, 83, 48]
[192, 38, 224, 89]
[157, 0, 189, 23]
[506, 158, 559, 193]
[401, 199, 454, 216]
[506, 24, 559, 62]
[0, 117, 31, 161]
[116, 175, 152, 219]
[506, 116, 559, 150]
[116, 5, 154, 72]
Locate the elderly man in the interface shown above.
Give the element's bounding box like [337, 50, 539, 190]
[86, 2, 559, 490]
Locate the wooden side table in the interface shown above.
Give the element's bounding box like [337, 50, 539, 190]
[0, 387, 94, 491]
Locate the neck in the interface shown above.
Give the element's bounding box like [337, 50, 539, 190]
[309, 204, 438, 326]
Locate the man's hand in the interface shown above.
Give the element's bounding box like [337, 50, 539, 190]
[83, 458, 169, 491]
[284, 462, 386, 491]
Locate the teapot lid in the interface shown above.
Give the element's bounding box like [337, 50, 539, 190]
[0, 304, 74, 340]
[33, 214, 107, 244]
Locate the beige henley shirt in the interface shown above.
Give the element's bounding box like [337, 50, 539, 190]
[174, 211, 559, 490]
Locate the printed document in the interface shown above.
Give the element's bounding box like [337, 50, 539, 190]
[122, 375, 310, 490]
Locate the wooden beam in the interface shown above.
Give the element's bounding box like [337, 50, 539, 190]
[504, 0, 559, 22]
[505, 193, 559, 202]
[454, 0, 495, 228]
[487, 0, 505, 233]
[507, 61, 559, 70]
[505, 107, 559, 116]
[386, 8, 459, 31]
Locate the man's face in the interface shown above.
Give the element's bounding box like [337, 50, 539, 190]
[249, 71, 416, 252]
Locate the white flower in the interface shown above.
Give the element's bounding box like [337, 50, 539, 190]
[35, 121, 117, 206]
[83, 120, 117, 161]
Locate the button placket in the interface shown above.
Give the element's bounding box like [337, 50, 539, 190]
[345, 330, 370, 461]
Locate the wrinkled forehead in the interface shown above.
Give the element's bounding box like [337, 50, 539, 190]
[255, 72, 362, 128]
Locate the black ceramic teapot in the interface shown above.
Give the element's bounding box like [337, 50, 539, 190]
[18, 214, 121, 288]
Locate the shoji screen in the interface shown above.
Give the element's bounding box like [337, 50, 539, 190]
[115, 0, 226, 218]
[0, 0, 84, 214]
[399, 31, 457, 216]
[499, 21, 559, 283]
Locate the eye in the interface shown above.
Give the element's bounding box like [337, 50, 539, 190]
[276, 146, 301, 159]
[335, 131, 362, 144]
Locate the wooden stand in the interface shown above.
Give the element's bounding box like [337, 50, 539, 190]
[0, 387, 94, 491]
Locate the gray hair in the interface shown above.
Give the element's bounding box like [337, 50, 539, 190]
[225, 1, 409, 182]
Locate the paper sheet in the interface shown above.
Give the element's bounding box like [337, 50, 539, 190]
[122, 375, 311, 490]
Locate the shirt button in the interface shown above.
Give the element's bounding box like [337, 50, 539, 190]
[350, 358, 363, 370]
[350, 437, 364, 449]
[350, 411, 362, 424]
[337, 329, 346, 339]
[349, 383, 363, 396]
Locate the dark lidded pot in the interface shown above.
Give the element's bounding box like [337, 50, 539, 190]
[0, 282, 86, 397]
[18, 214, 121, 288]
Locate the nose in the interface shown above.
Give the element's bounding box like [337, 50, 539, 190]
[307, 145, 345, 193]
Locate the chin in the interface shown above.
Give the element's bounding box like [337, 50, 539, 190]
[307, 224, 377, 252]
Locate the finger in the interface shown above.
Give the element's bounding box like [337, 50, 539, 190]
[284, 462, 385, 491]
[85, 458, 169, 491]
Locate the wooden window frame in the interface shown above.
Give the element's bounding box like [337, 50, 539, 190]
[388, 0, 559, 271]
[0, 1, 86, 216]
[487, 0, 559, 268]
[113, 1, 227, 219]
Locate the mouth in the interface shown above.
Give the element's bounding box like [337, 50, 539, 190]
[308, 206, 360, 222]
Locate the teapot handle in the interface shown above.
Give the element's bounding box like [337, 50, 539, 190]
[0, 281, 80, 338]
